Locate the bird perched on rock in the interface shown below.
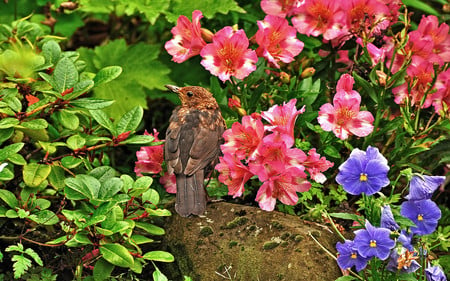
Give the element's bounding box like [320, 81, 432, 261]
[164, 85, 226, 217]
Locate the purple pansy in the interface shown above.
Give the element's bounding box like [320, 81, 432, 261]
[336, 146, 390, 195]
[401, 199, 441, 236]
[406, 175, 445, 201]
[398, 230, 414, 252]
[353, 220, 395, 260]
[426, 265, 447, 281]
[336, 240, 370, 272]
[380, 205, 400, 231]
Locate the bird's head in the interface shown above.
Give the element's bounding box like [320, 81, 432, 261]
[165, 85, 219, 110]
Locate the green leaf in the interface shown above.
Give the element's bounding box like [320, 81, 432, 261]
[94, 66, 123, 86]
[98, 178, 123, 200]
[120, 134, 154, 145]
[135, 222, 165, 235]
[335, 277, 358, 281]
[48, 165, 66, 190]
[65, 174, 101, 200]
[0, 164, 14, 181]
[93, 258, 115, 281]
[116, 106, 143, 134]
[142, 188, 159, 205]
[64, 79, 95, 100]
[100, 243, 134, 268]
[142, 251, 174, 262]
[66, 134, 86, 150]
[0, 128, 14, 145]
[0, 142, 24, 161]
[0, 189, 19, 208]
[122, 0, 169, 24]
[78, 40, 172, 119]
[7, 153, 26, 165]
[20, 119, 48, 130]
[23, 163, 52, 188]
[0, 117, 19, 129]
[130, 234, 154, 245]
[152, 265, 169, 281]
[167, 0, 245, 22]
[90, 109, 116, 135]
[89, 166, 116, 181]
[42, 40, 61, 65]
[129, 176, 153, 197]
[58, 110, 80, 130]
[35, 198, 51, 210]
[329, 212, 364, 222]
[65, 232, 92, 247]
[29, 210, 59, 225]
[11, 254, 32, 279]
[323, 145, 341, 159]
[53, 57, 79, 92]
[24, 247, 43, 266]
[61, 156, 83, 168]
[402, 0, 439, 15]
[70, 98, 115, 109]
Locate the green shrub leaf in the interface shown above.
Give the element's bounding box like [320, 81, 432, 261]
[100, 243, 134, 268]
[142, 251, 174, 262]
[23, 163, 51, 188]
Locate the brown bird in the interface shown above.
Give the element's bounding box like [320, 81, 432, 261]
[164, 85, 226, 217]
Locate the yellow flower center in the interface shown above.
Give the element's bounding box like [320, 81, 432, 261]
[360, 173, 368, 182]
[417, 214, 424, 221]
[351, 252, 357, 259]
[369, 240, 377, 248]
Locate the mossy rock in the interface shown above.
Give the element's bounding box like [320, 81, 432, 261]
[160, 202, 341, 281]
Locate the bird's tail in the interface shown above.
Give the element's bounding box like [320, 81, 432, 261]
[175, 170, 207, 217]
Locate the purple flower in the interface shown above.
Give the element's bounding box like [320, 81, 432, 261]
[400, 199, 441, 236]
[336, 240, 370, 272]
[336, 146, 390, 195]
[406, 175, 445, 201]
[386, 248, 421, 273]
[381, 205, 400, 231]
[426, 265, 447, 281]
[398, 230, 414, 252]
[353, 220, 395, 260]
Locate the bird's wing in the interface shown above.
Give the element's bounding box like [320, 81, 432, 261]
[184, 111, 224, 176]
[164, 110, 183, 174]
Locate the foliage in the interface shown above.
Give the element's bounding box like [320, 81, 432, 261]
[0, 0, 449, 280]
[0, 18, 172, 280]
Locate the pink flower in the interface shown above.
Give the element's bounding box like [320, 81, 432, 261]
[318, 75, 374, 139]
[336, 73, 360, 99]
[215, 153, 254, 198]
[256, 167, 311, 211]
[429, 69, 450, 115]
[392, 57, 434, 106]
[416, 15, 450, 64]
[255, 15, 304, 68]
[260, 0, 304, 17]
[159, 172, 177, 194]
[342, 0, 390, 36]
[134, 129, 164, 176]
[291, 0, 347, 40]
[164, 10, 206, 63]
[261, 98, 305, 147]
[221, 115, 265, 160]
[200, 26, 258, 82]
[303, 148, 334, 183]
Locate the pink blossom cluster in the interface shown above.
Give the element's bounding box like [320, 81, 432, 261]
[134, 129, 176, 193]
[389, 15, 450, 115]
[261, 0, 401, 42]
[215, 99, 333, 211]
[165, 10, 304, 82]
[318, 74, 374, 140]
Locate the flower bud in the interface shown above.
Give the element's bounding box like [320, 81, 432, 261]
[201, 28, 214, 43]
[300, 67, 315, 78]
[443, 4, 450, 13]
[376, 70, 387, 86]
[280, 72, 290, 84]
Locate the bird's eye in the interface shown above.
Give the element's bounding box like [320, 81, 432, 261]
[186, 91, 194, 97]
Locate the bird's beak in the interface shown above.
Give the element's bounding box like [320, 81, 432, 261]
[165, 85, 180, 93]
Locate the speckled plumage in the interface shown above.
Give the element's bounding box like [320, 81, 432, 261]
[164, 85, 226, 217]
